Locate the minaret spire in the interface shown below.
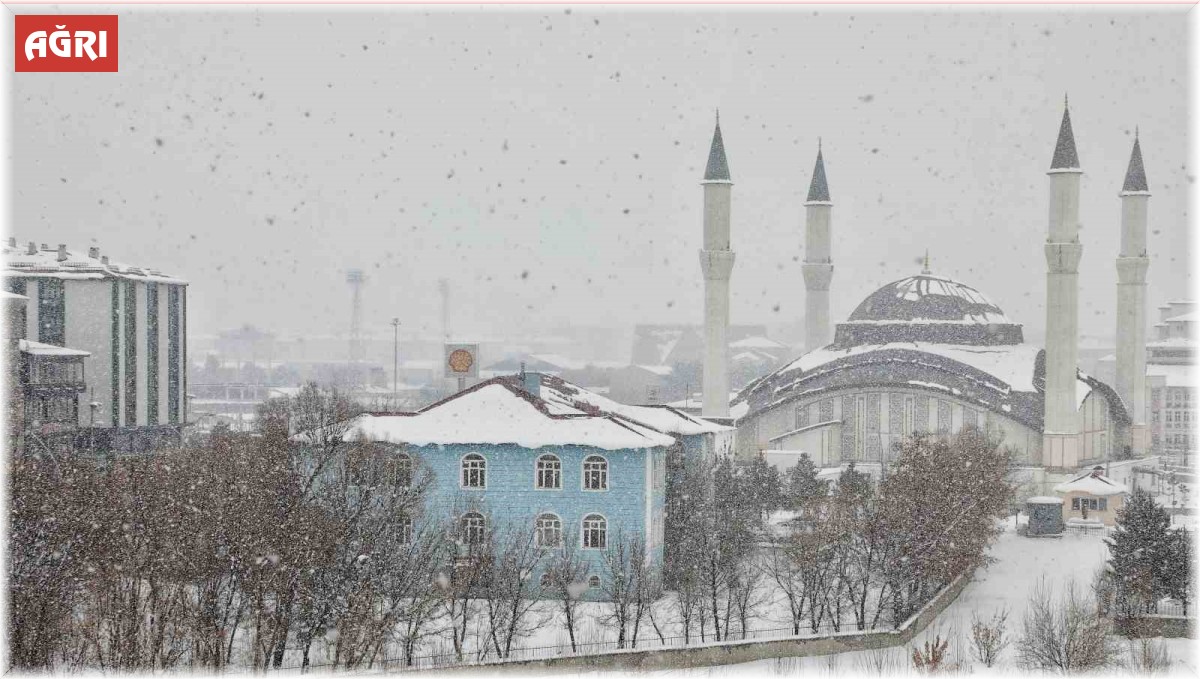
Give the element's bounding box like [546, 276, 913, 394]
[921, 250, 931, 275]
[1122, 133, 1149, 193]
[699, 114, 735, 418]
[704, 112, 731, 182]
[1050, 97, 1080, 170]
[806, 144, 831, 203]
[1042, 100, 1085, 469]
[803, 140, 834, 352]
[1116, 133, 1152, 456]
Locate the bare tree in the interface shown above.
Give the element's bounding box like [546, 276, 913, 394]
[543, 528, 590, 652]
[479, 521, 549, 659]
[969, 607, 1010, 668]
[1017, 580, 1121, 673]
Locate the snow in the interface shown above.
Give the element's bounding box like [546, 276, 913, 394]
[17, 339, 90, 357]
[730, 336, 787, 350]
[1026, 496, 1064, 504]
[778, 342, 1042, 393]
[1053, 471, 1129, 497]
[3, 243, 187, 284]
[1146, 363, 1198, 388]
[343, 382, 676, 450]
[536, 375, 732, 436]
[679, 522, 1195, 676]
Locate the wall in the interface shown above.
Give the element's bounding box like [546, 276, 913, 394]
[64, 279, 113, 426]
[738, 386, 1042, 465]
[431, 569, 975, 673]
[411, 441, 660, 580]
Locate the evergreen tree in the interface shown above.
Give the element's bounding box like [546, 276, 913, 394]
[783, 453, 830, 514]
[1107, 488, 1192, 614]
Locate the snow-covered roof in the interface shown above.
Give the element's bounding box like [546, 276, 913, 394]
[1026, 496, 1064, 505]
[846, 274, 1014, 326]
[777, 342, 1043, 392]
[1053, 470, 1129, 497]
[730, 335, 787, 350]
[1, 290, 28, 301]
[1164, 312, 1197, 323]
[4, 241, 186, 285]
[342, 379, 675, 450]
[734, 340, 1125, 432]
[535, 374, 732, 436]
[18, 339, 90, 357]
[1147, 337, 1195, 348]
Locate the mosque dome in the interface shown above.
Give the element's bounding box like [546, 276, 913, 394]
[834, 273, 1024, 347]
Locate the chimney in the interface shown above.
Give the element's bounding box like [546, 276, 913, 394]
[57, 244, 68, 262]
[1091, 465, 1105, 478]
[88, 247, 100, 259]
[522, 371, 542, 397]
[26, 242, 36, 255]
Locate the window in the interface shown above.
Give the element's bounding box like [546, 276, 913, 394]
[146, 282, 159, 426]
[536, 454, 562, 489]
[795, 404, 809, 429]
[540, 572, 553, 588]
[397, 516, 413, 545]
[854, 396, 867, 458]
[460, 512, 486, 545]
[386, 453, 413, 489]
[1071, 497, 1107, 512]
[535, 513, 563, 548]
[588, 575, 602, 590]
[582, 514, 607, 549]
[903, 396, 915, 436]
[462, 453, 486, 488]
[583, 455, 608, 491]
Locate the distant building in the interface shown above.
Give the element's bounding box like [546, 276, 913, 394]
[2, 240, 188, 454]
[1147, 301, 1195, 459]
[1053, 466, 1130, 526]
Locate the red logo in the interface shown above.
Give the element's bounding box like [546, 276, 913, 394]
[15, 15, 118, 72]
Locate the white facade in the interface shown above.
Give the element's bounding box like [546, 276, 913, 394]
[1043, 105, 1085, 470]
[3, 242, 188, 446]
[700, 117, 734, 418]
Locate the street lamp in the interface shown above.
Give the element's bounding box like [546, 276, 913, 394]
[391, 318, 400, 409]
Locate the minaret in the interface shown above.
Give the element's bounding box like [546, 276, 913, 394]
[1116, 130, 1151, 456]
[802, 141, 834, 352]
[1042, 98, 1084, 470]
[700, 112, 734, 418]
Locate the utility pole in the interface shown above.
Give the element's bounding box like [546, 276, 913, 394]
[391, 317, 400, 408]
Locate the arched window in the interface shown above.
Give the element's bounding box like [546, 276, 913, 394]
[536, 454, 562, 489]
[397, 516, 413, 545]
[460, 512, 486, 545]
[583, 455, 608, 491]
[582, 514, 607, 549]
[535, 513, 562, 548]
[588, 575, 602, 590]
[462, 453, 486, 489]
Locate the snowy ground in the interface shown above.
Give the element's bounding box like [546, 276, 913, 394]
[642, 519, 1197, 677]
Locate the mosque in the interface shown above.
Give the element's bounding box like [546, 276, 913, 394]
[695, 101, 1153, 476]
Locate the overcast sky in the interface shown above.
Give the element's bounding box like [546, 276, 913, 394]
[11, 6, 1191, 346]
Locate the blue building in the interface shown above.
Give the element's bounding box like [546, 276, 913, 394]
[342, 373, 735, 591]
